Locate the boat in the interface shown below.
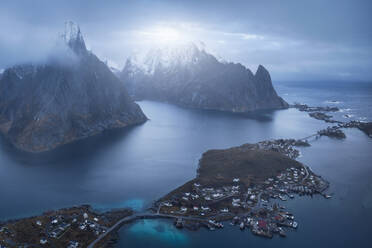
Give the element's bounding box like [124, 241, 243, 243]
[324, 194, 332, 199]
[240, 222, 245, 230]
[292, 221, 298, 229]
[279, 227, 287, 237]
[279, 195, 287, 201]
[207, 224, 215, 231]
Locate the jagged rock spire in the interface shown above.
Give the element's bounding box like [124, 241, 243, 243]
[0, 21, 147, 152]
[61, 21, 87, 54]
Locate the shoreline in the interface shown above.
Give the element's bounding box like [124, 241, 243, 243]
[2, 102, 370, 247]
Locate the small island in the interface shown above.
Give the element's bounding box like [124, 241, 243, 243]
[293, 103, 372, 138]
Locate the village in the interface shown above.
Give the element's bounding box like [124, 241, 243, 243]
[0, 206, 132, 247]
[156, 162, 330, 238]
[0, 138, 332, 246]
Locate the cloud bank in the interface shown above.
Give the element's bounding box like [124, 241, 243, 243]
[0, 0, 371, 81]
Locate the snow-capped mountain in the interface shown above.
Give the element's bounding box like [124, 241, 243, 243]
[126, 42, 210, 75]
[120, 42, 288, 113]
[0, 22, 147, 152]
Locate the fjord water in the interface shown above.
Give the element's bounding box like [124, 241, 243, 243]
[0, 81, 371, 247]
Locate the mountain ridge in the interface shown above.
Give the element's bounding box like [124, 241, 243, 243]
[120, 42, 288, 113]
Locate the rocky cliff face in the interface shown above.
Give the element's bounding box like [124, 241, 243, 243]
[120, 42, 288, 112]
[0, 22, 147, 152]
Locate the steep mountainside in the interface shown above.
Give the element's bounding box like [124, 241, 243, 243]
[120, 43, 288, 112]
[0, 22, 147, 152]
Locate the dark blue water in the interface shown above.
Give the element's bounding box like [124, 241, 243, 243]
[0, 101, 327, 220]
[0, 81, 371, 247]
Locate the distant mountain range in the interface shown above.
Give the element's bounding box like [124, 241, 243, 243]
[0, 22, 147, 152]
[120, 42, 288, 113]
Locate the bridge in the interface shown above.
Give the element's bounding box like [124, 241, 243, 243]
[298, 133, 320, 142]
[87, 212, 208, 248]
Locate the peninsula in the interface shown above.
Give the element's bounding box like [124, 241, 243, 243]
[154, 139, 329, 238]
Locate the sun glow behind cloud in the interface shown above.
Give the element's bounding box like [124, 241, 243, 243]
[111, 22, 284, 72]
[138, 26, 192, 45]
[79, 20, 372, 81]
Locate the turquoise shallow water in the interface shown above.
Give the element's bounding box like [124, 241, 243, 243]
[123, 219, 189, 247]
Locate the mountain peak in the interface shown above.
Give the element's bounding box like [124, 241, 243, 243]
[0, 23, 147, 152]
[255, 64, 271, 81]
[61, 21, 87, 54]
[256, 64, 268, 74]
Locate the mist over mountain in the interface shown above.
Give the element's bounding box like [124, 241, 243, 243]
[0, 22, 147, 153]
[120, 42, 288, 112]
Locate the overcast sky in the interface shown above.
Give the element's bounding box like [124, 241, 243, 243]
[1, 0, 371, 81]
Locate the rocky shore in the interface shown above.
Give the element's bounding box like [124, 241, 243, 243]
[318, 126, 346, 139]
[293, 103, 372, 138]
[342, 121, 372, 137]
[293, 103, 339, 113]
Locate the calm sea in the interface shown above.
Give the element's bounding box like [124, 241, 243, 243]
[0, 81, 371, 247]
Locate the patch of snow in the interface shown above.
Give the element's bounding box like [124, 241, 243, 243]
[126, 41, 214, 75]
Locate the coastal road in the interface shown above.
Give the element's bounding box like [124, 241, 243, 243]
[87, 213, 142, 248]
